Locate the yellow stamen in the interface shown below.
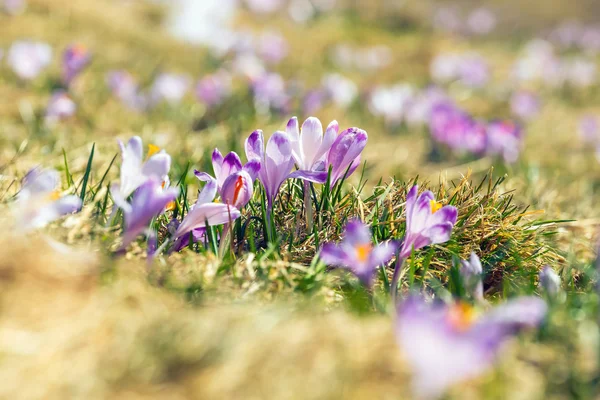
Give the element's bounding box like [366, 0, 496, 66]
[165, 201, 176, 211]
[48, 190, 61, 201]
[430, 199, 442, 214]
[355, 243, 373, 263]
[147, 144, 160, 158]
[447, 303, 476, 331]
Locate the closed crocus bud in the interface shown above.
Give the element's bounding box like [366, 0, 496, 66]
[220, 170, 253, 208]
[539, 265, 561, 296]
[460, 252, 484, 301]
[326, 127, 368, 185]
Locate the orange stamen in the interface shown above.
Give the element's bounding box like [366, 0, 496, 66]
[355, 243, 373, 263]
[232, 175, 244, 205]
[447, 303, 476, 331]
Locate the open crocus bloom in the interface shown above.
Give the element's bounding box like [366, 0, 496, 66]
[320, 219, 399, 287]
[195, 149, 260, 192]
[114, 178, 179, 250]
[7, 40, 52, 81]
[245, 129, 295, 208]
[286, 116, 336, 184]
[485, 121, 522, 163]
[325, 127, 368, 185]
[396, 295, 547, 400]
[460, 252, 484, 301]
[401, 185, 458, 258]
[62, 43, 91, 86]
[45, 90, 76, 125]
[14, 168, 81, 232]
[111, 136, 172, 200]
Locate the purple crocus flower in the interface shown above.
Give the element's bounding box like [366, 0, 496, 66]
[62, 44, 91, 86]
[172, 202, 241, 243]
[539, 265, 561, 296]
[405, 86, 449, 128]
[106, 70, 147, 111]
[111, 136, 172, 200]
[44, 90, 76, 125]
[320, 219, 399, 287]
[325, 127, 368, 185]
[258, 31, 289, 64]
[579, 115, 600, 143]
[196, 70, 232, 108]
[245, 129, 295, 210]
[368, 83, 415, 126]
[302, 89, 327, 115]
[458, 53, 490, 88]
[510, 90, 541, 121]
[485, 121, 522, 163]
[321, 73, 358, 109]
[466, 7, 497, 36]
[14, 168, 81, 232]
[7, 40, 52, 81]
[149, 73, 191, 106]
[4, 0, 25, 15]
[460, 252, 484, 302]
[113, 177, 179, 250]
[400, 185, 458, 259]
[395, 295, 547, 399]
[252, 72, 290, 115]
[286, 116, 336, 184]
[194, 148, 260, 208]
[429, 103, 486, 156]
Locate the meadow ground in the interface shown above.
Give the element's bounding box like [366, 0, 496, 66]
[1, 0, 600, 399]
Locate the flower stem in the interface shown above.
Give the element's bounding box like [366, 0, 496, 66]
[390, 253, 406, 305]
[304, 181, 313, 233]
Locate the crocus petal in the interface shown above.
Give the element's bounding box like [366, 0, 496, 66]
[327, 127, 368, 183]
[242, 159, 261, 181]
[245, 129, 264, 161]
[313, 120, 338, 163]
[174, 203, 240, 238]
[110, 183, 133, 214]
[405, 185, 418, 230]
[342, 219, 372, 247]
[264, 131, 294, 203]
[54, 195, 82, 215]
[423, 222, 454, 245]
[300, 117, 323, 169]
[142, 152, 171, 179]
[221, 170, 253, 208]
[196, 178, 217, 205]
[368, 241, 400, 268]
[212, 148, 224, 180]
[288, 169, 328, 184]
[479, 296, 547, 330]
[319, 243, 353, 268]
[409, 191, 436, 233]
[194, 170, 215, 182]
[220, 152, 243, 183]
[286, 116, 302, 166]
[428, 205, 458, 226]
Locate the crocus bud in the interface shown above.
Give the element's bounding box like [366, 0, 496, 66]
[539, 265, 561, 296]
[221, 170, 253, 209]
[460, 252, 484, 301]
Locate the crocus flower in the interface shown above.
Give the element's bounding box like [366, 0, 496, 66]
[111, 136, 172, 200]
[286, 116, 336, 183]
[44, 90, 76, 125]
[320, 219, 399, 287]
[579, 114, 599, 143]
[252, 72, 290, 115]
[196, 70, 232, 108]
[194, 148, 260, 208]
[510, 90, 540, 121]
[172, 202, 241, 242]
[62, 44, 91, 86]
[368, 83, 415, 126]
[244, 0, 282, 14]
[258, 31, 289, 64]
[485, 121, 522, 163]
[458, 53, 490, 88]
[405, 86, 449, 128]
[325, 127, 368, 185]
[4, 0, 25, 15]
[395, 295, 547, 399]
[429, 103, 487, 155]
[466, 7, 497, 36]
[460, 252, 484, 301]
[302, 89, 326, 115]
[14, 168, 81, 232]
[322, 73, 358, 109]
[113, 177, 179, 250]
[566, 58, 597, 88]
[245, 129, 295, 210]
[149, 73, 191, 105]
[7, 41, 52, 81]
[400, 185, 458, 259]
[539, 265, 561, 296]
[106, 70, 147, 111]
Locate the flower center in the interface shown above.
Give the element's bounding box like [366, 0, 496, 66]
[47, 190, 61, 202]
[232, 175, 244, 205]
[147, 144, 160, 158]
[447, 303, 476, 332]
[355, 243, 373, 263]
[430, 199, 442, 214]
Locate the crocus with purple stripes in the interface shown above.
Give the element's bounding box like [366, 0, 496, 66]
[62, 44, 91, 86]
[325, 127, 368, 185]
[320, 219, 399, 287]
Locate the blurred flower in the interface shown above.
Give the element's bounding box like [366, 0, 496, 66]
[395, 295, 547, 399]
[405, 87, 449, 128]
[252, 72, 290, 115]
[368, 83, 415, 126]
[62, 44, 91, 86]
[244, 0, 283, 14]
[429, 103, 486, 155]
[113, 178, 179, 250]
[400, 185, 458, 259]
[288, 0, 315, 23]
[539, 265, 561, 296]
[458, 53, 490, 88]
[111, 136, 172, 200]
[432, 6, 461, 34]
[466, 8, 497, 36]
[579, 114, 600, 143]
[302, 89, 326, 115]
[44, 90, 76, 125]
[149, 73, 191, 105]
[565, 58, 597, 88]
[286, 116, 336, 183]
[196, 70, 232, 108]
[320, 219, 399, 287]
[13, 168, 81, 232]
[549, 20, 583, 49]
[430, 53, 463, 83]
[511, 40, 557, 84]
[485, 121, 522, 163]
[3, 0, 25, 15]
[325, 127, 368, 185]
[321, 73, 357, 109]
[258, 31, 288, 64]
[460, 252, 484, 301]
[7, 40, 52, 80]
[510, 90, 541, 121]
[106, 70, 147, 111]
[245, 129, 295, 210]
[579, 26, 600, 54]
